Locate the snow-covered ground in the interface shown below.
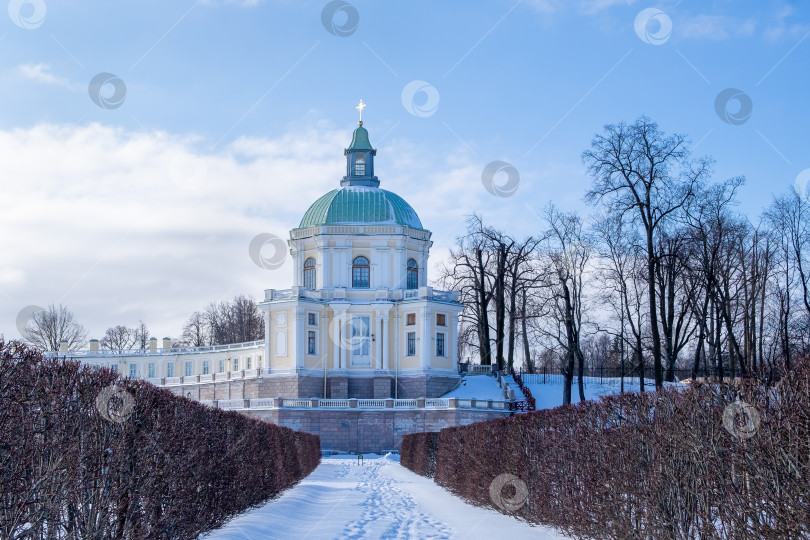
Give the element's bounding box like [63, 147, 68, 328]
[200, 454, 570, 540]
[526, 376, 678, 410]
[441, 372, 681, 411]
[441, 374, 526, 401]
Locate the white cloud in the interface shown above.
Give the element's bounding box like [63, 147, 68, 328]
[579, 0, 636, 16]
[680, 14, 756, 41]
[0, 122, 486, 341]
[763, 4, 810, 41]
[17, 63, 79, 90]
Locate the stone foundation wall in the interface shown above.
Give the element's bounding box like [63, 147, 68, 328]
[241, 408, 511, 453]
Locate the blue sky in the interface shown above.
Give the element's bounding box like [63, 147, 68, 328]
[2, 0, 809, 340]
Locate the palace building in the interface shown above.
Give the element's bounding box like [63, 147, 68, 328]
[58, 113, 464, 400]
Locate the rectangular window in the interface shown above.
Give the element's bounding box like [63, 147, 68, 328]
[218, 360, 224, 373]
[436, 333, 446, 357]
[167, 363, 174, 378]
[129, 363, 137, 378]
[246, 357, 252, 370]
[202, 360, 210, 375]
[407, 332, 416, 356]
[406, 313, 415, 326]
[232, 358, 239, 371]
[308, 313, 317, 326]
[111, 364, 119, 374]
[308, 330, 317, 355]
[184, 361, 192, 377]
[257, 355, 262, 367]
[148, 363, 156, 378]
[436, 313, 446, 326]
[352, 266, 369, 288]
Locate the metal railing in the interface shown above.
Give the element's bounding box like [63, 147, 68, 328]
[199, 397, 515, 411]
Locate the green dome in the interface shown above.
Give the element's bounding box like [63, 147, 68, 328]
[298, 186, 423, 229]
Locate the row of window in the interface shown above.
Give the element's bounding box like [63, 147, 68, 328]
[106, 355, 263, 379]
[406, 313, 446, 326]
[405, 332, 446, 357]
[96, 331, 448, 377]
[303, 257, 419, 290]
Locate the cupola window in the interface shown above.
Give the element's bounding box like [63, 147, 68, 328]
[352, 256, 370, 288]
[407, 258, 418, 290]
[354, 153, 366, 176]
[303, 258, 316, 290]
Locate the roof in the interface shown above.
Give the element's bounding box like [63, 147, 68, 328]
[298, 186, 423, 229]
[347, 125, 373, 151]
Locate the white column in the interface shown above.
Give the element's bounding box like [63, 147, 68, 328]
[382, 317, 390, 370]
[375, 314, 382, 369]
[333, 314, 341, 369]
[397, 247, 406, 289]
[324, 248, 331, 288]
[339, 314, 347, 369]
[381, 247, 390, 288]
[420, 249, 428, 287]
[421, 306, 431, 369]
[295, 310, 305, 370]
[450, 312, 456, 365]
[264, 309, 272, 369]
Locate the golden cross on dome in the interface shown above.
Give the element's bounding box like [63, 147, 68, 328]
[356, 99, 366, 125]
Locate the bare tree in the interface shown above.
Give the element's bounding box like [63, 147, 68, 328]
[133, 320, 150, 350]
[540, 205, 591, 404]
[23, 304, 88, 352]
[593, 213, 649, 391]
[100, 325, 137, 353]
[583, 116, 710, 388]
[181, 311, 208, 347]
[441, 215, 495, 366]
[199, 295, 264, 346]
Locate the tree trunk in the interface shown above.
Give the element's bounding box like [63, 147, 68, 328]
[521, 287, 534, 374]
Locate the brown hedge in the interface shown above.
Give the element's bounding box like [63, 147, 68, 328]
[0, 340, 320, 540]
[402, 359, 810, 540]
[400, 431, 439, 477]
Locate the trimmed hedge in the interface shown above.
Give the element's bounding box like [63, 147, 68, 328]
[0, 340, 320, 540]
[400, 431, 439, 477]
[402, 359, 810, 540]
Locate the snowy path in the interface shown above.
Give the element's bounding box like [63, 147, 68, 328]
[200, 454, 570, 540]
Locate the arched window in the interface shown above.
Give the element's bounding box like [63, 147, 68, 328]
[303, 258, 316, 290]
[407, 258, 418, 290]
[354, 153, 366, 176]
[352, 256, 370, 288]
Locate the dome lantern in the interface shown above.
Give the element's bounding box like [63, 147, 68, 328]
[342, 100, 379, 188]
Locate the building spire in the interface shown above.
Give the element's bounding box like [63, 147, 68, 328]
[343, 109, 378, 188]
[356, 98, 366, 126]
